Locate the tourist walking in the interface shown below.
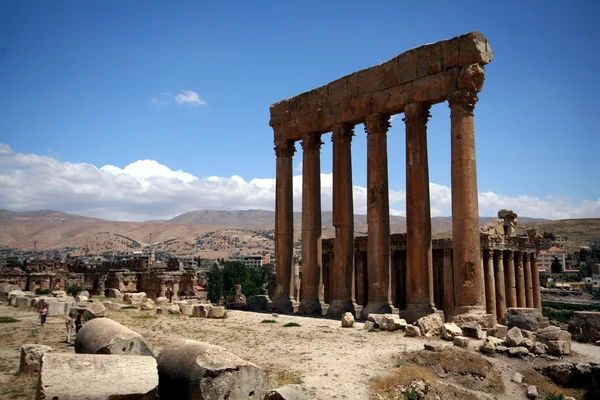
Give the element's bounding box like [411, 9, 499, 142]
[65, 315, 74, 343]
[75, 311, 84, 334]
[40, 307, 48, 326]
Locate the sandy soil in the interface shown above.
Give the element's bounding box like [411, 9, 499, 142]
[0, 303, 598, 399]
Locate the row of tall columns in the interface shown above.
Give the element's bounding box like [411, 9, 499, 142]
[483, 250, 541, 322]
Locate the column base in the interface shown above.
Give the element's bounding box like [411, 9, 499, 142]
[326, 300, 361, 318]
[267, 296, 299, 314]
[401, 306, 444, 324]
[361, 301, 393, 320]
[298, 299, 325, 315]
[450, 305, 495, 328]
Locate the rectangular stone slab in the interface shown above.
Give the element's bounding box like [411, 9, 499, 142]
[36, 353, 158, 400]
[270, 31, 493, 140]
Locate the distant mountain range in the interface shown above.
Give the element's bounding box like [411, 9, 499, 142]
[0, 209, 595, 255]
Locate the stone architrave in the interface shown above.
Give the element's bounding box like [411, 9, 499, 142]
[362, 113, 393, 319]
[504, 251, 517, 308]
[327, 123, 359, 318]
[515, 252, 526, 307]
[298, 132, 325, 315]
[493, 250, 507, 323]
[448, 75, 491, 326]
[401, 102, 437, 323]
[270, 139, 296, 313]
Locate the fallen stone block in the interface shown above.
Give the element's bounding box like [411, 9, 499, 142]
[156, 339, 266, 400]
[84, 302, 106, 319]
[156, 307, 165, 314]
[367, 313, 385, 328]
[424, 343, 443, 352]
[481, 342, 496, 355]
[341, 312, 354, 328]
[453, 336, 469, 348]
[507, 346, 529, 358]
[77, 290, 90, 298]
[441, 323, 462, 340]
[417, 313, 443, 337]
[19, 344, 54, 375]
[506, 326, 524, 347]
[363, 321, 376, 331]
[208, 305, 226, 318]
[75, 317, 153, 356]
[15, 296, 31, 308]
[52, 290, 67, 298]
[140, 299, 155, 311]
[179, 303, 193, 315]
[542, 363, 573, 386]
[512, 372, 523, 383]
[461, 323, 484, 339]
[47, 300, 67, 316]
[405, 325, 421, 337]
[530, 342, 547, 355]
[36, 353, 158, 399]
[488, 324, 507, 338]
[192, 304, 212, 318]
[527, 385, 538, 399]
[381, 314, 406, 331]
[247, 295, 270, 311]
[106, 288, 123, 300]
[265, 384, 307, 400]
[75, 295, 88, 303]
[568, 311, 600, 343]
[124, 292, 147, 305]
[502, 307, 549, 331]
[167, 305, 180, 314]
[536, 326, 571, 355]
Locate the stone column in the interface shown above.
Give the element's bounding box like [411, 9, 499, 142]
[515, 251, 526, 307]
[504, 251, 517, 308]
[270, 139, 296, 313]
[531, 253, 542, 311]
[401, 102, 437, 323]
[298, 132, 325, 315]
[524, 252, 534, 308]
[448, 88, 489, 325]
[483, 249, 496, 320]
[355, 251, 366, 306]
[493, 250, 506, 322]
[362, 113, 392, 318]
[328, 123, 358, 317]
[442, 248, 455, 318]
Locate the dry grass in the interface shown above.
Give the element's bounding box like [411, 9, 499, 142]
[522, 368, 585, 399]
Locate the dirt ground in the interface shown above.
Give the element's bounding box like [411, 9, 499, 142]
[0, 302, 598, 400]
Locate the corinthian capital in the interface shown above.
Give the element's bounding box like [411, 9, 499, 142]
[447, 90, 478, 116]
[402, 102, 431, 126]
[331, 123, 355, 144]
[301, 132, 323, 151]
[274, 139, 296, 158]
[364, 113, 390, 136]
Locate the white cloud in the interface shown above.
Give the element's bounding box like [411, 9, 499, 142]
[0, 144, 598, 221]
[150, 92, 172, 106]
[175, 90, 207, 107]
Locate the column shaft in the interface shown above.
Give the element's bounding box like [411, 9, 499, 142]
[362, 113, 392, 318]
[531, 254, 542, 311]
[493, 250, 507, 322]
[328, 124, 357, 317]
[483, 249, 496, 319]
[271, 139, 296, 312]
[402, 103, 436, 322]
[524, 252, 534, 308]
[515, 251, 526, 307]
[448, 90, 487, 322]
[504, 251, 517, 308]
[299, 132, 324, 314]
[442, 249, 455, 317]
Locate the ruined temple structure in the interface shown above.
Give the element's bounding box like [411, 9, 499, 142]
[321, 210, 541, 325]
[269, 31, 501, 325]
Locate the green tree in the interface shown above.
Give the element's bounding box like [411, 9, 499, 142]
[551, 256, 563, 274]
[5, 260, 21, 269]
[222, 261, 248, 297]
[245, 265, 270, 296]
[206, 263, 223, 303]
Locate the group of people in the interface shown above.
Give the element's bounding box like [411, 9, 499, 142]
[39, 306, 84, 344]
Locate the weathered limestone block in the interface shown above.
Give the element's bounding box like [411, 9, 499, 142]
[75, 318, 153, 356]
[48, 300, 67, 316]
[156, 339, 267, 400]
[156, 307, 165, 314]
[140, 299, 155, 311]
[167, 305, 181, 314]
[522, 330, 536, 340]
[178, 303, 193, 315]
[542, 363, 573, 386]
[453, 336, 469, 348]
[536, 326, 571, 355]
[156, 296, 169, 306]
[381, 315, 407, 331]
[192, 304, 211, 318]
[481, 342, 496, 355]
[52, 290, 67, 298]
[75, 295, 88, 303]
[527, 385, 538, 399]
[511, 372, 524, 383]
[341, 312, 354, 328]
[416, 313, 443, 337]
[507, 347, 529, 358]
[208, 306, 226, 318]
[530, 342, 547, 355]
[0, 284, 21, 300]
[405, 325, 421, 337]
[78, 290, 90, 298]
[84, 302, 106, 319]
[461, 323, 484, 339]
[36, 353, 158, 400]
[19, 344, 54, 374]
[568, 311, 600, 343]
[501, 308, 549, 331]
[367, 314, 386, 328]
[488, 324, 508, 339]
[8, 290, 25, 305]
[506, 327, 524, 347]
[16, 296, 32, 308]
[522, 338, 535, 351]
[363, 321, 376, 330]
[247, 295, 270, 311]
[441, 323, 463, 340]
[265, 384, 307, 400]
[102, 301, 122, 310]
[106, 288, 123, 300]
[124, 292, 147, 305]
[485, 336, 504, 347]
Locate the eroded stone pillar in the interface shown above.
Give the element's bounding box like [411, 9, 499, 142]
[448, 87, 490, 326]
[504, 251, 517, 308]
[524, 252, 534, 308]
[401, 103, 437, 323]
[493, 249, 506, 322]
[483, 249, 496, 320]
[270, 139, 296, 313]
[298, 132, 325, 314]
[515, 251, 526, 307]
[531, 253, 541, 311]
[328, 123, 358, 317]
[442, 249, 455, 318]
[362, 113, 392, 318]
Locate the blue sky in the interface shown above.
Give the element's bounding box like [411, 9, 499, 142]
[0, 1, 598, 221]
